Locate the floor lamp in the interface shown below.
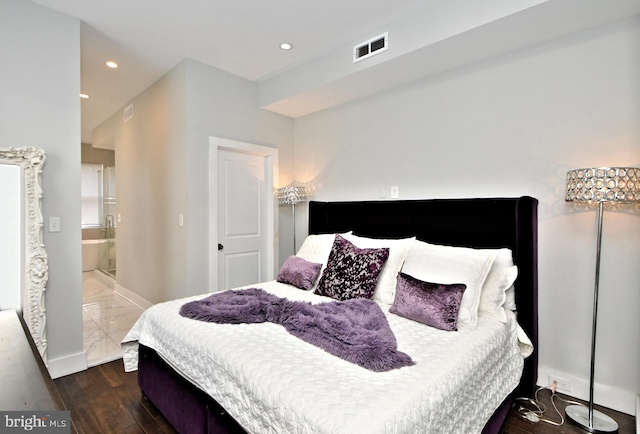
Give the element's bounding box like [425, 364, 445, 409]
[564, 166, 639, 433]
[277, 186, 307, 253]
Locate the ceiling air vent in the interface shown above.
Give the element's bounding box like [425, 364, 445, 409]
[353, 32, 388, 63]
[124, 103, 134, 122]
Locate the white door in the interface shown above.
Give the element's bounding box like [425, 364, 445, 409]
[217, 149, 269, 290]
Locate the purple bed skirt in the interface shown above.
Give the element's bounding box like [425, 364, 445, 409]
[138, 344, 247, 434]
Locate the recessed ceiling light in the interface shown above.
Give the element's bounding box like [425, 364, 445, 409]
[80, 93, 90, 99]
[280, 43, 292, 50]
[106, 61, 118, 68]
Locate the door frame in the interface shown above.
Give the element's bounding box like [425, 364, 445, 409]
[208, 136, 278, 293]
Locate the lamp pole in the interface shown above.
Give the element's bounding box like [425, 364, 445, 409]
[563, 167, 638, 434]
[277, 186, 307, 255]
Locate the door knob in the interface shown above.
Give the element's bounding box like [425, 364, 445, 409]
[218, 243, 224, 251]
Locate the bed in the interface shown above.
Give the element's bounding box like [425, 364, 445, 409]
[122, 196, 538, 434]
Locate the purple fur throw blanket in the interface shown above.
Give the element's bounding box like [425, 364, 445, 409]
[179, 288, 414, 372]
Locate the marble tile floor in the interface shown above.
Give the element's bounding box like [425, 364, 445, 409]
[82, 271, 145, 367]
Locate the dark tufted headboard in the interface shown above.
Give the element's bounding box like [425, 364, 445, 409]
[308, 196, 538, 397]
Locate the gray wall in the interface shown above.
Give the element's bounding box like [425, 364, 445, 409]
[94, 59, 293, 304]
[293, 17, 640, 412]
[95, 61, 189, 304]
[0, 0, 86, 377]
[183, 59, 294, 293]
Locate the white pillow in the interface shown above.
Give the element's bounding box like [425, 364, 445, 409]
[491, 248, 515, 269]
[401, 240, 498, 329]
[479, 265, 518, 323]
[343, 234, 415, 305]
[296, 234, 335, 265]
[478, 248, 517, 323]
[504, 288, 517, 312]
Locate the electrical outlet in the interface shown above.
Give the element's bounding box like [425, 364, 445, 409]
[390, 186, 399, 199]
[548, 374, 571, 393]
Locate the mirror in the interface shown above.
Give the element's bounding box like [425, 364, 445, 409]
[0, 147, 48, 363]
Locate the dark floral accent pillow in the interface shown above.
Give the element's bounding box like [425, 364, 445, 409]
[315, 235, 390, 301]
[390, 272, 466, 331]
[276, 255, 322, 291]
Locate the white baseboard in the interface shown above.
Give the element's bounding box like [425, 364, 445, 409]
[92, 270, 152, 310]
[47, 351, 88, 379]
[537, 365, 636, 416]
[114, 282, 153, 310]
[92, 269, 116, 288]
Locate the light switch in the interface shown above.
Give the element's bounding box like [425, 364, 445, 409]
[49, 216, 60, 232]
[117, 214, 121, 223]
[178, 214, 184, 227]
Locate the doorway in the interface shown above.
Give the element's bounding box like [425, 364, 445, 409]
[209, 137, 278, 293]
[98, 166, 116, 277]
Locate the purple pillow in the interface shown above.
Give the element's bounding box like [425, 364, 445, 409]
[276, 256, 322, 291]
[315, 235, 389, 301]
[390, 272, 466, 331]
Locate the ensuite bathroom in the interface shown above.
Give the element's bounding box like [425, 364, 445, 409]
[81, 163, 116, 278]
[81, 144, 143, 367]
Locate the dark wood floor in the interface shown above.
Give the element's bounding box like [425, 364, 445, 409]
[54, 359, 177, 433]
[501, 388, 635, 434]
[55, 359, 635, 434]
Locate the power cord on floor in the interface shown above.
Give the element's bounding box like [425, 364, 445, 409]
[513, 381, 586, 426]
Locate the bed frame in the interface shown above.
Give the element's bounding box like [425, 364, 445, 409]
[138, 196, 538, 434]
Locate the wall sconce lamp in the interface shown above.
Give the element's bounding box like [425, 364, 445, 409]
[277, 186, 308, 253]
[564, 166, 639, 433]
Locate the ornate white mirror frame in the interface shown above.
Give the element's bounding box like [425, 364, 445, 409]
[0, 147, 48, 363]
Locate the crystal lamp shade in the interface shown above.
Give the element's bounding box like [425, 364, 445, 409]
[566, 167, 640, 203]
[277, 186, 307, 205]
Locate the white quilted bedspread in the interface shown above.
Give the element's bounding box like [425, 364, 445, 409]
[122, 281, 532, 434]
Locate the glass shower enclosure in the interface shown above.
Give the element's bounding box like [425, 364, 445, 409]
[99, 166, 116, 277]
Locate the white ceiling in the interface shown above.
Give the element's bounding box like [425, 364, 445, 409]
[31, 0, 442, 143]
[29, 0, 640, 144]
